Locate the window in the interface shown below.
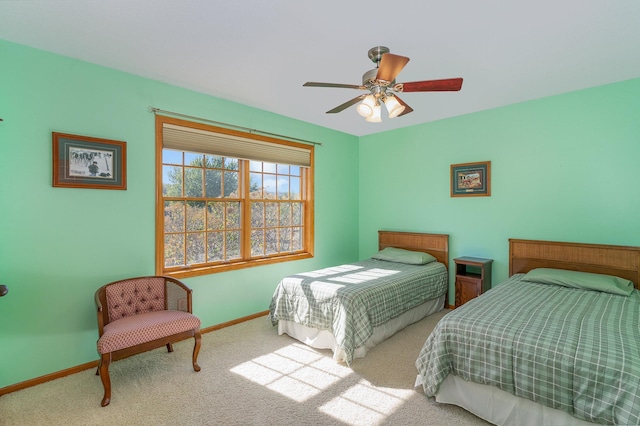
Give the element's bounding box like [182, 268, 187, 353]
[156, 115, 314, 278]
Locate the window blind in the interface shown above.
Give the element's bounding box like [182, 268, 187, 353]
[162, 123, 312, 167]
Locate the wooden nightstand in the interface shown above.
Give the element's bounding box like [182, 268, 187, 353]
[454, 256, 493, 307]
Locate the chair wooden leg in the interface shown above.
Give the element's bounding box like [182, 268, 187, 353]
[192, 331, 202, 372]
[98, 353, 112, 407]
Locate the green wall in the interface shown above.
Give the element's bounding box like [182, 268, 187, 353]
[359, 78, 640, 301]
[0, 40, 360, 388]
[2, 38, 639, 390]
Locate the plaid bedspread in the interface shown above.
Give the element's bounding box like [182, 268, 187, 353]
[269, 259, 447, 364]
[416, 274, 640, 425]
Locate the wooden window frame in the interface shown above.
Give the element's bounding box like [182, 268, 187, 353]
[155, 115, 314, 279]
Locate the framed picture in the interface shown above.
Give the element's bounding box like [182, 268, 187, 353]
[451, 161, 491, 197]
[52, 132, 127, 190]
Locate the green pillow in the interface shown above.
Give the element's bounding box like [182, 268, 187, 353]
[371, 247, 437, 265]
[521, 268, 634, 296]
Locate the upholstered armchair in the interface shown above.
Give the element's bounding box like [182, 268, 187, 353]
[95, 276, 202, 407]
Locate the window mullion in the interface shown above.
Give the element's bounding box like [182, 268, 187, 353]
[262, 201, 267, 257]
[277, 199, 281, 253]
[202, 156, 209, 264]
[241, 160, 252, 260]
[182, 201, 187, 269]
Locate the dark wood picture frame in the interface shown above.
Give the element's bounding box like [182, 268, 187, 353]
[52, 132, 127, 190]
[451, 161, 490, 197]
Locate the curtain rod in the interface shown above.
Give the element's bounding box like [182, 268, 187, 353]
[148, 107, 322, 147]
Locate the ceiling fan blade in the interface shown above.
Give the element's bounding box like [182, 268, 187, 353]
[394, 95, 413, 116]
[304, 82, 365, 90]
[376, 53, 410, 83]
[326, 95, 367, 114]
[397, 78, 463, 92]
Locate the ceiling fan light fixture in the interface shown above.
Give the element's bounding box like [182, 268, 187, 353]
[303, 46, 463, 120]
[356, 94, 376, 117]
[365, 103, 382, 123]
[383, 95, 405, 118]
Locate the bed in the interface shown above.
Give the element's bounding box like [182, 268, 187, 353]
[415, 239, 640, 426]
[269, 231, 449, 365]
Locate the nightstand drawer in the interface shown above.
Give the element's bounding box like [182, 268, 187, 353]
[455, 275, 482, 307]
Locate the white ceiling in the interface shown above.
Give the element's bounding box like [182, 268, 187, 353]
[1, 1, 639, 136]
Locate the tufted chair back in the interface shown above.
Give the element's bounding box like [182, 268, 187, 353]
[105, 277, 165, 322]
[96, 276, 191, 330]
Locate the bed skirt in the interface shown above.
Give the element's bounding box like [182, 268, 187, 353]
[420, 374, 596, 426]
[277, 295, 445, 364]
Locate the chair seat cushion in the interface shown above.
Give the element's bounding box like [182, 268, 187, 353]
[97, 310, 201, 354]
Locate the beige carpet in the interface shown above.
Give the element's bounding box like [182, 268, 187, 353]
[0, 309, 491, 425]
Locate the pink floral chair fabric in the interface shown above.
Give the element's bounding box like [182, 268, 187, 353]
[95, 276, 201, 406]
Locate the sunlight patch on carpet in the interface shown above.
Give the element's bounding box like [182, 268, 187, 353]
[319, 379, 414, 425]
[230, 343, 352, 402]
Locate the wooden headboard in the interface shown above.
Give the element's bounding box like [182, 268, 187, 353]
[509, 239, 640, 289]
[378, 231, 449, 270]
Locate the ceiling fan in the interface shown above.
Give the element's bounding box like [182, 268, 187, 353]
[303, 46, 463, 122]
